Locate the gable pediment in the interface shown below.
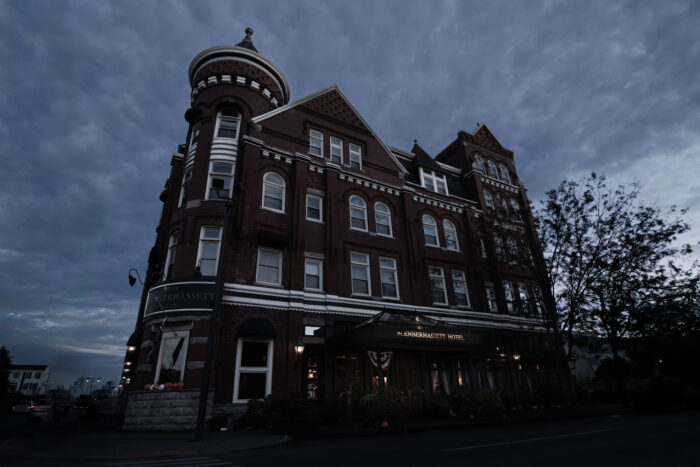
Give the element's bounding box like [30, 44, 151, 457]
[300, 89, 366, 129]
[463, 124, 513, 157]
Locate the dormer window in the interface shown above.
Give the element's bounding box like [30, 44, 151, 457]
[499, 164, 511, 184]
[473, 155, 486, 174]
[487, 160, 499, 179]
[216, 110, 240, 139]
[309, 129, 323, 157]
[420, 168, 448, 195]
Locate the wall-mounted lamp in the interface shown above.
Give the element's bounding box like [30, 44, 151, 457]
[127, 345, 137, 353]
[294, 341, 305, 358]
[128, 268, 143, 286]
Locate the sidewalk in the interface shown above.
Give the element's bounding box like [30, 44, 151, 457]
[0, 428, 288, 461]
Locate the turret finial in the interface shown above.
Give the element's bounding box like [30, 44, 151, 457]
[245, 27, 254, 40]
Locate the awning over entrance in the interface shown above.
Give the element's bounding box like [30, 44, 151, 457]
[328, 309, 486, 352]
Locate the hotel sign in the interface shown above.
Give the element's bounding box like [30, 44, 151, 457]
[144, 282, 215, 318]
[395, 330, 465, 342]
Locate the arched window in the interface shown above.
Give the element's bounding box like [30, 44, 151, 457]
[509, 199, 522, 222]
[374, 202, 392, 237]
[473, 155, 486, 174]
[422, 215, 439, 246]
[487, 160, 499, 179]
[483, 191, 495, 212]
[216, 110, 240, 139]
[496, 194, 508, 218]
[499, 164, 511, 184]
[262, 172, 285, 212]
[443, 219, 459, 251]
[349, 195, 368, 231]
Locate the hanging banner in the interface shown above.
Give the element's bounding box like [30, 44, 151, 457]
[368, 350, 392, 370]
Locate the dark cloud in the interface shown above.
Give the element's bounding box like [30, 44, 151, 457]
[1, 0, 698, 387]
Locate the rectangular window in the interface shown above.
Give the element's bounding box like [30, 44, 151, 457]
[306, 194, 323, 222]
[189, 125, 199, 149]
[503, 281, 515, 312]
[379, 257, 399, 299]
[420, 169, 448, 195]
[533, 287, 544, 315]
[349, 143, 362, 170]
[351, 252, 370, 295]
[197, 226, 222, 276]
[217, 114, 239, 138]
[207, 161, 234, 200]
[34, 372, 41, 379]
[179, 168, 192, 207]
[155, 330, 189, 384]
[330, 136, 343, 164]
[494, 236, 505, 261]
[304, 259, 323, 291]
[256, 248, 282, 285]
[452, 270, 470, 307]
[163, 233, 178, 280]
[429, 267, 447, 304]
[309, 129, 323, 157]
[486, 286, 498, 312]
[234, 338, 273, 402]
[480, 239, 488, 258]
[517, 283, 529, 313]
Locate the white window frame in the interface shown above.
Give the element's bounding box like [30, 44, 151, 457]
[429, 266, 448, 305]
[154, 329, 190, 384]
[205, 161, 234, 200]
[233, 337, 274, 403]
[189, 124, 200, 150]
[374, 202, 392, 237]
[473, 154, 486, 174]
[420, 168, 448, 195]
[349, 143, 362, 170]
[349, 195, 368, 232]
[256, 248, 282, 285]
[163, 232, 178, 280]
[517, 283, 529, 313]
[196, 226, 222, 276]
[452, 270, 470, 307]
[350, 252, 371, 296]
[304, 258, 323, 291]
[330, 136, 343, 164]
[503, 281, 515, 313]
[443, 219, 459, 251]
[506, 237, 518, 263]
[261, 172, 285, 213]
[422, 214, 439, 247]
[306, 193, 323, 222]
[309, 129, 323, 157]
[379, 257, 399, 299]
[483, 190, 494, 212]
[179, 167, 193, 207]
[499, 164, 511, 184]
[509, 199, 522, 222]
[533, 287, 545, 315]
[480, 238, 488, 258]
[487, 160, 499, 179]
[486, 286, 498, 312]
[215, 110, 240, 140]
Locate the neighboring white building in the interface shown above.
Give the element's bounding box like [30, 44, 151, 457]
[8, 365, 50, 396]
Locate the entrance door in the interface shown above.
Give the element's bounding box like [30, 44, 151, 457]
[395, 355, 424, 414]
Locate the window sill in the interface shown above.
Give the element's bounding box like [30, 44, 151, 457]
[304, 287, 323, 293]
[425, 244, 441, 249]
[305, 218, 324, 224]
[261, 207, 286, 215]
[254, 281, 283, 288]
[349, 227, 368, 233]
[442, 247, 460, 253]
[376, 233, 394, 239]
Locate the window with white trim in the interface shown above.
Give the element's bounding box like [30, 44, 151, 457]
[309, 129, 323, 157]
[509, 199, 522, 222]
[429, 266, 447, 304]
[517, 283, 529, 313]
[506, 237, 518, 262]
[503, 281, 515, 313]
[304, 258, 323, 291]
[330, 136, 343, 164]
[379, 257, 399, 299]
[262, 172, 285, 213]
[494, 236, 504, 261]
[189, 125, 200, 149]
[350, 252, 370, 295]
[349, 196, 368, 231]
[179, 168, 192, 207]
[155, 330, 189, 384]
[256, 248, 282, 285]
[306, 193, 323, 222]
[473, 154, 486, 174]
[485, 286, 498, 312]
[163, 233, 178, 280]
[207, 161, 234, 200]
[420, 168, 448, 195]
[196, 226, 222, 276]
[216, 110, 240, 139]
[374, 202, 392, 237]
[483, 190, 494, 212]
[349, 143, 362, 170]
[422, 214, 439, 247]
[452, 270, 470, 307]
[487, 160, 499, 179]
[532, 286, 544, 315]
[443, 219, 459, 251]
[496, 194, 509, 218]
[499, 164, 511, 184]
[233, 338, 273, 402]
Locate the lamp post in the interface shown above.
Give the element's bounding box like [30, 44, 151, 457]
[194, 190, 235, 441]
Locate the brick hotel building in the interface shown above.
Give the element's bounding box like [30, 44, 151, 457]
[123, 29, 566, 430]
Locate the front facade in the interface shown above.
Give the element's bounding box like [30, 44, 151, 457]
[123, 30, 566, 430]
[9, 365, 50, 396]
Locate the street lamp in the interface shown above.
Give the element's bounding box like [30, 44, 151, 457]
[128, 268, 143, 286]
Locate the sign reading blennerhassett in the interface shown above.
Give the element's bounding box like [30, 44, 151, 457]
[395, 330, 465, 342]
[144, 282, 215, 317]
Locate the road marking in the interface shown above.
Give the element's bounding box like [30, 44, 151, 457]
[443, 428, 613, 452]
[105, 456, 239, 466]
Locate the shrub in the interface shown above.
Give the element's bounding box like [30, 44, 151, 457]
[474, 389, 505, 419]
[359, 392, 407, 428]
[449, 388, 476, 417]
[427, 397, 452, 417]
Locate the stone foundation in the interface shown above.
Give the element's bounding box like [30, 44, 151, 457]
[123, 389, 213, 431]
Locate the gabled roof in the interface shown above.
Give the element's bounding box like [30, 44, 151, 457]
[459, 123, 513, 157]
[252, 85, 408, 175]
[410, 141, 443, 172]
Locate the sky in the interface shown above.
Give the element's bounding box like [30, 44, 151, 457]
[0, 0, 698, 388]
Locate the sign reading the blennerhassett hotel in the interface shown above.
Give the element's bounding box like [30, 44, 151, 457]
[395, 330, 465, 342]
[144, 283, 215, 317]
